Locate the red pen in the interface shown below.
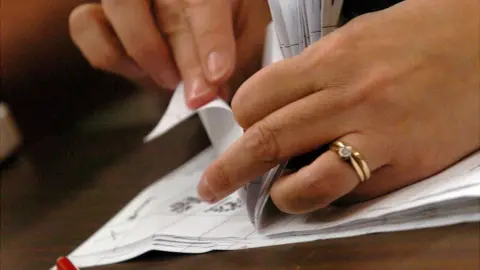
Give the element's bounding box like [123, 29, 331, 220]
[56, 256, 79, 270]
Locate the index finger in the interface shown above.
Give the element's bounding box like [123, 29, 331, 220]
[184, 0, 235, 83]
[102, 0, 179, 89]
[197, 124, 282, 203]
[197, 88, 350, 203]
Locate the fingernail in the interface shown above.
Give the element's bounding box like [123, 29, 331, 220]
[207, 51, 227, 81]
[188, 78, 213, 101]
[198, 176, 217, 203]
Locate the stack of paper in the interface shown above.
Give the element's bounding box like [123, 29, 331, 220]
[60, 1, 480, 268]
[268, 0, 344, 58]
[65, 79, 480, 268]
[65, 141, 480, 268]
[239, 0, 348, 230]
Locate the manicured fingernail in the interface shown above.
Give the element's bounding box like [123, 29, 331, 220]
[188, 78, 213, 101]
[198, 176, 216, 203]
[207, 51, 227, 81]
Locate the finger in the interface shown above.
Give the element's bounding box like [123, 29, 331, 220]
[270, 132, 390, 214]
[198, 89, 355, 203]
[102, 0, 180, 89]
[69, 4, 146, 78]
[154, 0, 217, 109]
[231, 33, 346, 129]
[184, 0, 236, 83]
[336, 161, 416, 205]
[233, 0, 271, 77]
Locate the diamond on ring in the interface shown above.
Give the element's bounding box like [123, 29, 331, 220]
[338, 146, 353, 159]
[329, 140, 371, 183]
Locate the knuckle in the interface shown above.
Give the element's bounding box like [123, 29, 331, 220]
[331, 88, 363, 111]
[183, 0, 230, 40]
[302, 168, 336, 206]
[303, 180, 336, 209]
[232, 65, 283, 128]
[186, 15, 225, 41]
[333, 14, 369, 49]
[327, 68, 395, 112]
[363, 66, 398, 103]
[193, 26, 225, 44]
[243, 123, 281, 163]
[297, 170, 338, 211]
[300, 30, 351, 72]
[270, 168, 336, 215]
[359, 67, 393, 96]
[347, 65, 397, 110]
[163, 14, 189, 35]
[155, 0, 188, 34]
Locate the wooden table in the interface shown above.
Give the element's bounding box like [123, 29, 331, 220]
[2, 115, 479, 270]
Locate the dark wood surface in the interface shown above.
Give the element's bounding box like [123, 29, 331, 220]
[2, 115, 479, 270]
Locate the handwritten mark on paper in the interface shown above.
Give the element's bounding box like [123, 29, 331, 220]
[205, 198, 243, 213]
[128, 197, 156, 221]
[169, 196, 203, 214]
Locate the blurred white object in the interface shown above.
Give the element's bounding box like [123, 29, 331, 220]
[0, 102, 22, 161]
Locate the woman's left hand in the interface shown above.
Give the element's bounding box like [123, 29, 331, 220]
[197, 0, 480, 213]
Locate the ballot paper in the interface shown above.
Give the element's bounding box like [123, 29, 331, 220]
[240, 0, 347, 229]
[269, 0, 344, 58]
[61, 2, 480, 268]
[65, 143, 480, 268]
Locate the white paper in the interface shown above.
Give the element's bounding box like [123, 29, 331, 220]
[306, 0, 323, 44]
[144, 83, 242, 156]
[60, 2, 480, 268]
[268, 0, 342, 51]
[65, 148, 480, 268]
[321, 0, 344, 36]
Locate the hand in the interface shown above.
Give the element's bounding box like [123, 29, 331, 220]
[198, 0, 480, 213]
[68, 0, 270, 108]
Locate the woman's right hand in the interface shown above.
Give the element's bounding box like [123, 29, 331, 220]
[69, 0, 271, 109]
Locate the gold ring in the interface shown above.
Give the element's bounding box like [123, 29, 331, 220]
[329, 141, 371, 182]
